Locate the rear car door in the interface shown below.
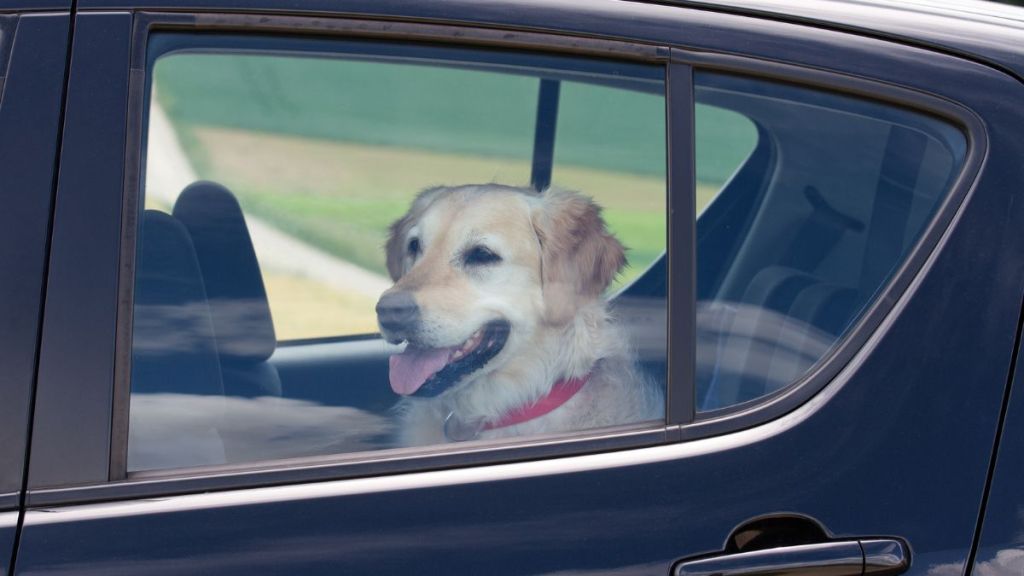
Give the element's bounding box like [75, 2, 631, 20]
[0, 4, 70, 575]
[14, 2, 1024, 575]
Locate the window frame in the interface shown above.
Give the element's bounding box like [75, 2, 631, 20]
[0, 13, 21, 508]
[104, 13, 689, 489]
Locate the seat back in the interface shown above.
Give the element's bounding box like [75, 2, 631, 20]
[173, 181, 281, 398]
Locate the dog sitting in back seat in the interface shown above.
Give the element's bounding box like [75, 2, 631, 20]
[376, 184, 663, 446]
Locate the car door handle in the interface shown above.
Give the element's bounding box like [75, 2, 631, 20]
[674, 538, 909, 576]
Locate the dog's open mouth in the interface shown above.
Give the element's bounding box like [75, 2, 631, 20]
[389, 320, 510, 397]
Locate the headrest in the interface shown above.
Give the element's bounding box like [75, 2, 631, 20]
[174, 181, 276, 362]
[132, 210, 223, 397]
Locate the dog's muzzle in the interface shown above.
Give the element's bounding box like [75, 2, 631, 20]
[376, 290, 420, 340]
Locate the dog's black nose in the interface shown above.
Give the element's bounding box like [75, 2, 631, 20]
[376, 291, 420, 332]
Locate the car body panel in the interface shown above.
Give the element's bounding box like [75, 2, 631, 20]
[0, 512, 17, 576]
[669, 0, 1024, 81]
[971, 326, 1024, 576]
[0, 10, 69, 506]
[70, 0, 1024, 80]
[13, 2, 1024, 576]
[25, 11, 131, 490]
[0, 2, 68, 11]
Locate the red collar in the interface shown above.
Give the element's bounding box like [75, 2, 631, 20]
[483, 373, 590, 431]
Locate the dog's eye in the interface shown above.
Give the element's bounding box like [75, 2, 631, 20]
[463, 245, 502, 267]
[408, 238, 421, 257]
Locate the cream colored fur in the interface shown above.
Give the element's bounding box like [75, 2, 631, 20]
[379, 184, 663, 446]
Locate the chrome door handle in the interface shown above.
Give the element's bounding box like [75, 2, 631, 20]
[674, 538, 909, 576]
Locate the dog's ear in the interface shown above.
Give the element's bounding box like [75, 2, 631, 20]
[385, 214, 412, 281]
[532, 189, 626, 325]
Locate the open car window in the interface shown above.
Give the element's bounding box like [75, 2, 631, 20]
[130, 34, 667, 472]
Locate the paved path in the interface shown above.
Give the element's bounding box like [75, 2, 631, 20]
[145, 101, 393, 300]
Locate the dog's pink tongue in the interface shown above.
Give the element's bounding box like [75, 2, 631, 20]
[389, 346, 453, 396]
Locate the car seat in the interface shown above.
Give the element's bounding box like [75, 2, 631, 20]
[172, 181, 282, 399]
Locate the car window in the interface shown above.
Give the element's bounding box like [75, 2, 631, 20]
[130, 35, 667, 472]
[694, 72, 967, 411]
[695, 103, 757, 212]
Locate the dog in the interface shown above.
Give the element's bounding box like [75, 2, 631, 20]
[376, 184, 663, 446]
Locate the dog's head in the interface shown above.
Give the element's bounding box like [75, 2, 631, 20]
[377, 184, 625, 398]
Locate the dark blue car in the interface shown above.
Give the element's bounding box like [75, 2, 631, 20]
[2, 0, 1024, 574]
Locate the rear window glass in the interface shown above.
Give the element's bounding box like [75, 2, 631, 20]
[696, 103, 757, 211]
[694, 72, 966, 411]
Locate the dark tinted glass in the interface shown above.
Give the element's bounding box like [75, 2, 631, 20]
[695, 72, 966, 411]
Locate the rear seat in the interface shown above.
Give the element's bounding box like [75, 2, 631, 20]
[173, 181, 282, 399]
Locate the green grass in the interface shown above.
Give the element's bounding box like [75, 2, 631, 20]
[696, 103, 759, 184]
[155, 53, 667, 178]
[240, 190, 404, 275]
[603, 210, 666, 278]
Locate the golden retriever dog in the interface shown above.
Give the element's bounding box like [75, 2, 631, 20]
[376, 184, 663, 445]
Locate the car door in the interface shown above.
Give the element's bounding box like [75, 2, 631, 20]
[0, 5, 71, 575]
[13, 3, 1024, 575]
